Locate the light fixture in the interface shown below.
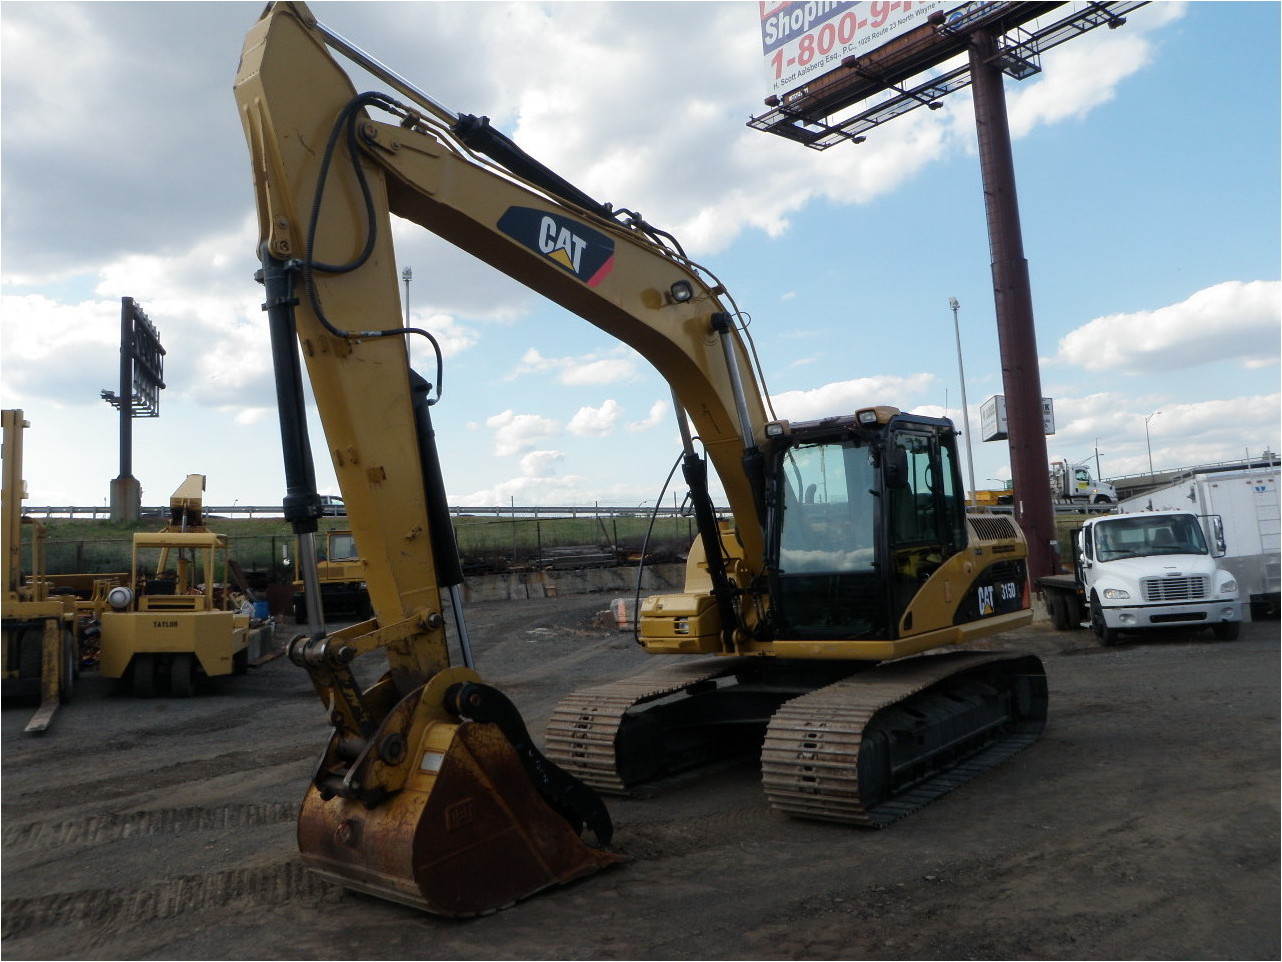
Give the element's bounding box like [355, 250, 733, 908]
[670, 280, 694, 303]
[107, 586, 134, 611]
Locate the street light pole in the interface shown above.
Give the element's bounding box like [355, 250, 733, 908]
[1144, 411, 1161, 478]
[949, 297, 978, 505]
[401, 267, 413, 325]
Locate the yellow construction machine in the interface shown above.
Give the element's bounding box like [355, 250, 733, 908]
[290, 528, 371, 624]
[234, 1, 1046, 916]
[2, 410, 79, 733]
[94, 475, 270, 697]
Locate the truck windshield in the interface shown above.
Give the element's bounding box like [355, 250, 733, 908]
[1094, 515, 1209, 561]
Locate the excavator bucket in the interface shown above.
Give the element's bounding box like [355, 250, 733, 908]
[298, 718, 623, 916]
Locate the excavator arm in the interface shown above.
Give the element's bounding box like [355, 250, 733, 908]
[235, 2, 653, 915]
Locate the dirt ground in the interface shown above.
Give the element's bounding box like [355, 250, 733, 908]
[3, 596, 1278, 961]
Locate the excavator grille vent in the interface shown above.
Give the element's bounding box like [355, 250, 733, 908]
[967, 515, 1021, 543]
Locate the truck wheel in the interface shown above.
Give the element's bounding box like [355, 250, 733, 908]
[1090, 599, 1120, 647]
[132, 654, 158, 698]
[170, 653, 197, 697]
[1212, 621, 1240, 641]
[1046, 592, 1071, 631]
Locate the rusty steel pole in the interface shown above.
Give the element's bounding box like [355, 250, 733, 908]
[967, 29, 1057, 582]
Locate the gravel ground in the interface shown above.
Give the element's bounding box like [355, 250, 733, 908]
[2, 596, 1278, 960]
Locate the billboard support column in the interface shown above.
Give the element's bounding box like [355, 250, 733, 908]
[968, 28, 1056, 582]
[111, 298, 141, 524]
[103, 297, 165, 524]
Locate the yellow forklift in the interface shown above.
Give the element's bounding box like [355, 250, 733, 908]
[95, 475, 272, 697]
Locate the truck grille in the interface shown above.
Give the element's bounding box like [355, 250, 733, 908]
[1142, 575, 1207, 602]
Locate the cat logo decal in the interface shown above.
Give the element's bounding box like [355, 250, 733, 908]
[498, 207, 615, 287]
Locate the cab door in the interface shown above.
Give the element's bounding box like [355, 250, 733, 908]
[884, 428, 966, 633]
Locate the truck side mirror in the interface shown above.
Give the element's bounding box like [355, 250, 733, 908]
[1211, 516, 1227, 557]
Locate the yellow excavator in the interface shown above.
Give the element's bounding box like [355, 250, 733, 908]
[234, 1, 1047, 917]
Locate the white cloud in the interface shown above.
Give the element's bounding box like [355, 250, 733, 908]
[567, 399, 623, 438]
[1056, 280, 1281, 374]
[0, 220, 278, 411]
[519, 450, 565, 477]
[1098, 393, 1281, 478]
[508, 347, 641, 386]
[0, 294, 120, 401]
[1008, 390, 1280, 480]
[485, 409, 561, 456]
[627, 399, 670, 432]
[0, 0, 1191, 290]
[409, 313, 478, 386]
[1043, 392, 1146, 441]
[771, 373, 940, 423]
[1006, 33, 1152, 137]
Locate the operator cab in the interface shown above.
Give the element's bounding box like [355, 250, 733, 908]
[766, 408, 967, 640]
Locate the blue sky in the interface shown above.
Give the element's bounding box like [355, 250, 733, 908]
[2, 1, 1278, 511]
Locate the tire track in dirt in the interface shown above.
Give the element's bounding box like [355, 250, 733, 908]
[0, 860, 334, 943]
[2, 741, 316, 817]
[2, 802, 298, 853]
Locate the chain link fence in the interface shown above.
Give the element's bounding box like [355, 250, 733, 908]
[36, 514, 701, 586]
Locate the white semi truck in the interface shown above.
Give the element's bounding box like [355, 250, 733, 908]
[1037, 509, 1242, 645]
[1050, 459, 1116, 505]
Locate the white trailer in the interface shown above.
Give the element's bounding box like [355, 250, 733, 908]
[1119, 463, 1280, 619]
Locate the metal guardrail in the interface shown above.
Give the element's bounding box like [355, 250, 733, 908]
[23, 503, 719, 520]
[1106, 454, 1279, 491]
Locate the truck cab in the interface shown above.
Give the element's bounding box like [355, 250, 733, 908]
[1077, 511, 1241, 644]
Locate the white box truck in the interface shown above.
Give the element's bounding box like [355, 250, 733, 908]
[1120, 463, 1279, 618]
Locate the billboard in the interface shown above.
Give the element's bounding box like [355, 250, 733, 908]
[759, 1, 949, 100]
[980, 395, 1056, 441]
